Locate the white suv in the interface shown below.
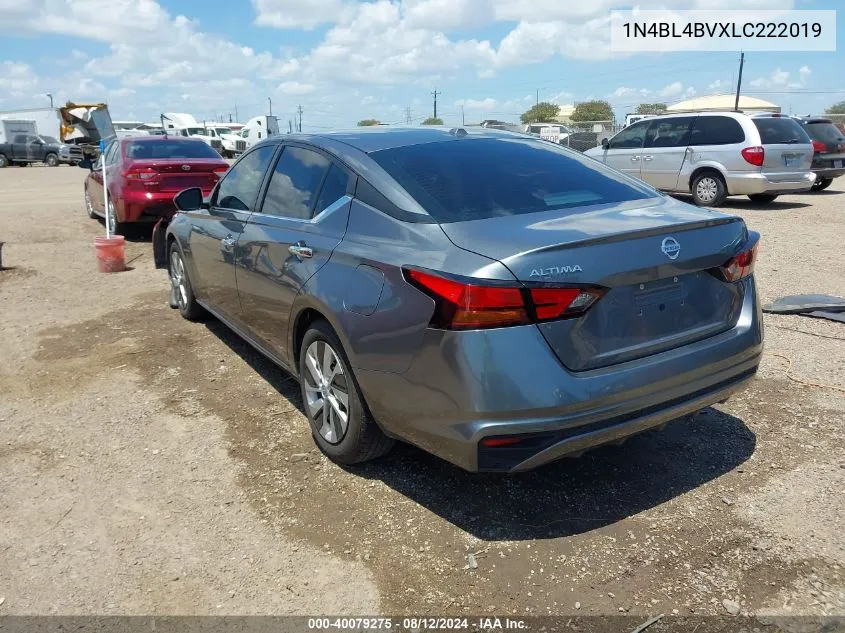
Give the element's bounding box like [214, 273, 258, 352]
[585, 112, 816, 206]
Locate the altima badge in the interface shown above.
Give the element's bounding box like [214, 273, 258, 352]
[661, 237, 681, 260]
[529, 265, 583, 277]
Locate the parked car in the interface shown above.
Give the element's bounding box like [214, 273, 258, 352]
[585, 112, 815, 206]
[81, 136, 229, 235]
[792, 116, 845, 191]
[164, 128, 763, 473]
[0, 132, 83, 167]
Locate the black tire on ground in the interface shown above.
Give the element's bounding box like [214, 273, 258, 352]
[812, 177, 833, 191]
[691, 171, 727, 207]
[0, 154, 8, 168]
[748, 193, 779, 203]
[45, 153, 59, 167]
[106, 200, 128, 236]
[299, 320, 394, 465]
[168, 242, 205, 320]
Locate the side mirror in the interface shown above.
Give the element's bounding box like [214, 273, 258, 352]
[174, 187, 204, 212]
[601, 137, 610, 149]
[79, 158, 94, 170]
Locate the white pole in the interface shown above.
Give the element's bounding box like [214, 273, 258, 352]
[102, 148, 110, 238]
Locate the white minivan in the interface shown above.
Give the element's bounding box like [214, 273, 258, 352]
[585, 112, 816, 206]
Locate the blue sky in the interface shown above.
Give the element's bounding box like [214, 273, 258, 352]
[1, 0, 843, 129]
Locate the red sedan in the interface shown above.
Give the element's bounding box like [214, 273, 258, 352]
[83, 136, 229, 235]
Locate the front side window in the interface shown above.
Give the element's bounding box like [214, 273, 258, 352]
[214, 145, 276, 211]
[689, 116, 745, 146]
[645, 117, 694, 148]
[261, 146, 331, 219]
[371, 137, 656, 223]
[608, 121, 649, 149]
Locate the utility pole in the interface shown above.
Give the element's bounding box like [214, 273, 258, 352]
[734, 52, 745, 112]
[461, 105, 465, 125]
[431, 88, 440, 119]
[268, 96, 273, 116]
[536, 89, 539, 106]
[289, 120, 293, 133]
[228, 113, 232, 123]
[46, 93, 53, 108]
[297, 105, 303, 132]
[405, 107, 412, 124]
[235, 103, 239, 122]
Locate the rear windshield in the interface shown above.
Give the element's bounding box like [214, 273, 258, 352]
[370, 137, 656, 223]
[124, 140, 221, 160]
[804, 122, 845, 144]
[753, 118, 811, 145]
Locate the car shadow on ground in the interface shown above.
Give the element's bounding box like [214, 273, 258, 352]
[204, 317, 757, 541]
[670, 194, 812, 211]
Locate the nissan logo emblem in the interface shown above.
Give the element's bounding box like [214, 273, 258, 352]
[661, 237, 681, 260]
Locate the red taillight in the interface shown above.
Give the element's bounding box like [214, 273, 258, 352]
[811, 140, 826, 153]
[480, 437, 523, 448]
[741, 146, 765, 167]
[721, 242, 758, 282]
[124, 166, 160, 184]
[403, 268, 603, 330]
[213, 166, 228, 179]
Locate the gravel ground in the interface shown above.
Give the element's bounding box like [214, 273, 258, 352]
[0, 166, 843, 619]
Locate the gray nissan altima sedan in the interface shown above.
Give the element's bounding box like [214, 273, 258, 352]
[164, 127, 763, 472]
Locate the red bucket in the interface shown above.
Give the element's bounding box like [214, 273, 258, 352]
[95, 235, 126, 273]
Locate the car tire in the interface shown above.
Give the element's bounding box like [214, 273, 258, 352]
[691, 171, 727, 207]
[748, 193, 779, 203]
[106, 200, 127, 236]
[168, 242, 205, 320]
[84, 185, 98, 219]
[812, 177, 833, 191]
[298, 320, 394, 465]
[0, 154, 8, 168]
[45, 153, 59, 167]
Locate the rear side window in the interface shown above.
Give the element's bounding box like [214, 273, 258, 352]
[608, 121, 649, 149]
[803, 122, 845, 145]
[314, 165, 350, 215]
[371, 137, 656, 224]
[124, 140, 222, 160]
[261, 146, 330, 219]
[645, 117, 694, 148]
[689, 116, 745, 146]
[753, 118, 811, 145]
[214, 145, 276, 211]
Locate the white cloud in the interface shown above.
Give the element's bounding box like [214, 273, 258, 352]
[279, 81, 316, 96]
[659, 81, 685, 98]
[455, 97, 497, 110]
[708, 79, 730, 92]
[750, 67, 790, 89]
[799, 65, 811, 78]
[252, 0, 348, 29]
[611, 86, 636, 98]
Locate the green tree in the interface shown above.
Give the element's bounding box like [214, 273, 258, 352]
[520, 102, 560, 124]
[422, 117, 444, 125]
[570, 100, 614, 122]
[357, 119, 381, 126]
[635, 103, 667, 115]
[825, 101, 845, 114]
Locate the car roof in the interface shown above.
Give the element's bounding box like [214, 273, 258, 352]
[121, 135, 207, 143]
[273, 126, 528, 153]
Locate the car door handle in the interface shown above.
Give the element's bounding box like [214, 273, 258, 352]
[221, 235, 236, 250]
[288, 242, 313, 259]
[643, 155, 654, 161]
[631, 155, 640, 161]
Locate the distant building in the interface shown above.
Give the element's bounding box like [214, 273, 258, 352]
[667, 95, 781, 113]
[553, 104, 576, 123]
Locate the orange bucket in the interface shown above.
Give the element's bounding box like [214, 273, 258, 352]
[95, 235, 126, 273]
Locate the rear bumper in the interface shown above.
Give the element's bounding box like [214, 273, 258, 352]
[725, 170, 815, 195]
[811, 167, 845, 180]
[356, 277, 763, 472]
[119, 189, 211, 223]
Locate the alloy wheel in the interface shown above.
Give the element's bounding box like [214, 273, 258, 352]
[695, 177, 718, 203]
[107, 201, 117, 235]
[303, 340, 350, 444]
[169, 250, 188, 310]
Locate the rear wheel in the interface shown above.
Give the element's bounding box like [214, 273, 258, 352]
[748, 193, 779, 203]
[299, 320, 394, 465]
[106, 200, 126, 236]
[0, 154, 8, 168]
[812, 177, 833, 191]
[168, 243, 205, 320]
[45, 153, 59, 167]
[691, 171, 727, 207]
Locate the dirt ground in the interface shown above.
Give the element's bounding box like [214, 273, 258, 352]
[0, 165, 843, 619]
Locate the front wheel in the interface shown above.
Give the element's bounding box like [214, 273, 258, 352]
[168, 243, 205, 320]
[748, 193, 779, 203]
[812, 177, 833, 191]
[299, 321, 394, 465]
[45, 153, 59, 167]
[691, 172, 727, 207]
[0, 154, 8, 168]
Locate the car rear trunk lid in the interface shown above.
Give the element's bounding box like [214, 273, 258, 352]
[752, 117, 813, 175]
[439, 196, 750, 371]
[127, 158, 223, 192]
